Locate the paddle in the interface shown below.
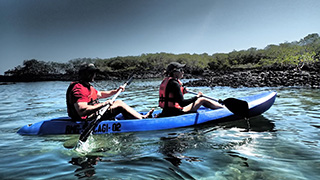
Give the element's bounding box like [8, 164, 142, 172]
[186, 90, 249, 118]
[76, 75, 134, 147]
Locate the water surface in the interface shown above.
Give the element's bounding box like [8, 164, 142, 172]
[0, 79, 319, 179]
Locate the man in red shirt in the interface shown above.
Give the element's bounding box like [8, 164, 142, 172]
[66, 63, 153, 121]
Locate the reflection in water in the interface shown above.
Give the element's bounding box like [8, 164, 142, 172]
[227, 151, 250, 167]
[67, 133, 142, 178]
[159, 115, 275, 167]
[3, 81, 320, 179]
[159, 133, 203, 167]
[69, 156, 101, 178]
[67, 115, 276, 178]
[200, 115, 276, 133]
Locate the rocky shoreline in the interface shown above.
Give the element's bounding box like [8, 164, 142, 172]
[185, 69, 320, 89]
[1, 69, 319, 89]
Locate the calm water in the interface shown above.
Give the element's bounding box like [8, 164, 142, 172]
[0, 79, 319, 180]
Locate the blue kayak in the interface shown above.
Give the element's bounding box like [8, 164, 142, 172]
[17, 91, 277, 135]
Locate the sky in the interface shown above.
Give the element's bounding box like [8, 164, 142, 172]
[1, 0, 319, 75]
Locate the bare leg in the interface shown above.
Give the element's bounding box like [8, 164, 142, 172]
[183, 97, 224, 113]
[110, 100, 154, 119]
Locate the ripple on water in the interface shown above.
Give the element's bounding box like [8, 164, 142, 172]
[1, 82, 320, 179]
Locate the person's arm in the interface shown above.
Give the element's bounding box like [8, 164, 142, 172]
[169, 80, 198, 107]
[70, 84, 113, 118]
[74, 101, 111, 117]
[98, 90, 117, 99]
[76, 85, 125, 117]
[98, 86, 125, 98]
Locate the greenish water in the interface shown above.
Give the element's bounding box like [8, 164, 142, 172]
[0, 79, 319, 179]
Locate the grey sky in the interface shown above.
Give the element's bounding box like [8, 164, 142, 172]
[1, 0, 319, 74]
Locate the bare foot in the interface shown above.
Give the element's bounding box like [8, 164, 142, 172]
[143, 108, 155, 118]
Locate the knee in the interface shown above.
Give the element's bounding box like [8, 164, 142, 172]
[113, 100, 124, 107]
[197, 97, 207, 103]
[115, 99, 123, 104]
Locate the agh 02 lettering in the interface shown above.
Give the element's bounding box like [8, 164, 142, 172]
[94, 124, 109, 133]
[112, 123, 121, 131]
[90, 122, 122, 133]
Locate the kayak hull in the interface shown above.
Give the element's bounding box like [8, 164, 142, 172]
[17, 91, 277, 135]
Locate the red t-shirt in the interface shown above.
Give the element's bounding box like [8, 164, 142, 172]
[67, 82, 98, 120]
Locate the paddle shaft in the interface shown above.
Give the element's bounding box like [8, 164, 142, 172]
[187, 90, 219, 102]
[78, 76, 133, 143]
[96, 86, 123, 120]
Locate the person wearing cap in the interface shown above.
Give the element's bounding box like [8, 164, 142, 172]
[158, 62, 223, 117]
[66, 63, 154, 121]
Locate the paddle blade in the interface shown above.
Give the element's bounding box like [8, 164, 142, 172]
[222, 98, 249, 118]
[78, 123, 95, 142]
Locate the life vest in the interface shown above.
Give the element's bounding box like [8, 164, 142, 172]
[87, 86, 99, 106]
[159, 77, 185, 109]
[66, 81, 99, 120]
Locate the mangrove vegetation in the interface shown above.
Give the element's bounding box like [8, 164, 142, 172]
[1, 33, 319, 85]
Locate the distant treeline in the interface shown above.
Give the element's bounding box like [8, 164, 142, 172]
[2, 33, 320, 81]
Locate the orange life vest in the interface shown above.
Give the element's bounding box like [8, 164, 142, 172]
[159, 77, 185, 109]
